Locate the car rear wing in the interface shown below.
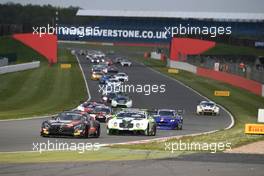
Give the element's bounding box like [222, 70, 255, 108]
[147, 109, 158, 116]
[176, 109, 185, 115]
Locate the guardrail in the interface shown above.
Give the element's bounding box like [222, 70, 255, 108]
[169, 60, 264, 97]
[0, 61, 40, 75]
[0, 58, 8, 67]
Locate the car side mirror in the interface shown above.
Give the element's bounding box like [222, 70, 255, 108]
[51, 116, 56, 120]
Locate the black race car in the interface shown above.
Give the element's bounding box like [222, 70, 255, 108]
[40, 111, 100, 138]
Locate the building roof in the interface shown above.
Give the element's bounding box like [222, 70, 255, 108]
[76, 9, 264, 21]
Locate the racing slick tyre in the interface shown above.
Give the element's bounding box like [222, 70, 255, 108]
[94, 126, 100, 138]
[177, 123, 183, 130]
[84, 126, 89, 138]
[150, 125, 157, 136]
[107, 128, 115, 135]
[144, 125, 150, 136]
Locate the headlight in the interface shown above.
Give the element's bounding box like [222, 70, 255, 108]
[113, 122, 118, 127]
[43, 122, 50, 129]
[102, 96, 108, 101]
[136, 123, 140, 128]
[170, 119, 175, 122]
[101, 59, 105, 62]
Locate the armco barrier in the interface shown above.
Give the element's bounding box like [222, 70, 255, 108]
[169, 60, 197, 74]
[197, 67, 262, 96]
[0, 61, 40, 75]
[262, 85, 264, 97]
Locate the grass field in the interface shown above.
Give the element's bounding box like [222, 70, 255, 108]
[0, 37, 87, 119]
[205, 43, 264, 56]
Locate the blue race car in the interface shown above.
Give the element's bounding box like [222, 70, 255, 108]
[99, 74, 113, 84]
[154, 109, 183, 130]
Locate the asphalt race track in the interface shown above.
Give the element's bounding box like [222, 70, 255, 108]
[1, 153, 263, 176]
[0, 48, 232, 152]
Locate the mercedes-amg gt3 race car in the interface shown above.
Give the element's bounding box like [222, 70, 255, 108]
[154, 109, 183, 130]
[107, 109, 156, 136]
[40, 111, 100, 138]
[196, 101, 220, 115]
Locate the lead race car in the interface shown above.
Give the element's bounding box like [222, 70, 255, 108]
[107, 108, 157, 136]
[196, 101, 220, 115]
[40, 111, 100, 138]
[154, 109, 183, 130]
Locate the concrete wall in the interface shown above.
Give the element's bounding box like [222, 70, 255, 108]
[169, 60, 197, 74]
[0, 61, 40, 75]
[197, 67, 262, 96]
[0, 58, 8, 67]
[169, 60, 264, 97]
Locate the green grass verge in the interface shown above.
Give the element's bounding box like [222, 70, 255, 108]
[205, 43, 264, 56]
[0, 37, 87, 119]
[0, 148, 183, 163]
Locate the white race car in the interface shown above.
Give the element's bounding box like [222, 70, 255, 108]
[111, 94, 132, 108]
[114, 72, 128, 82]
[120, 59, 132, 67]
[107, 109, 156, 136]
[196, 101, 220, 115]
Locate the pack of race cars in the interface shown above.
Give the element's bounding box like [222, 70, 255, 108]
[40, 49, 220, 138]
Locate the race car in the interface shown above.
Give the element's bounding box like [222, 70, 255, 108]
[196, 101, 220, 115]
[91, 71, 104, 80]
[113, 57, 123, 64]
[76, 101, 104, 113]
[89, 105, 112, 122]
[105, 58, 113, 66]
[99, 74, 114, 84]
[114, 72, 128, 82]
[111, 94, 132, 108]
[106, 78, 122, 87]
[120, 59, 132, 67]
[107, 108, 156, 136]
[154, 109, 183, 130]
[107, 66, 119, 74]
[102, 92, 120, 103]
[91, 64, 108, 73]
[40, 111, 100, 138]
